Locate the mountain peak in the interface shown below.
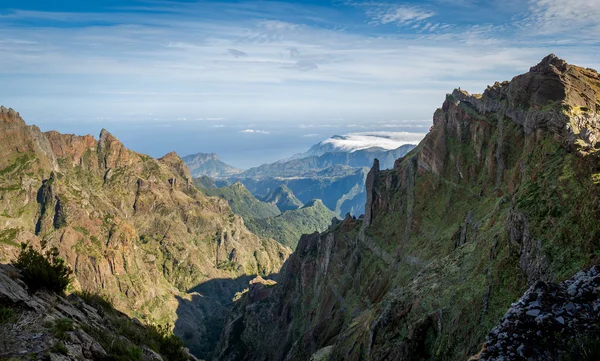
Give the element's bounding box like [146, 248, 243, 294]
[98, 128, 120, 144]
[0, 105, 25, 125]
[182, 152, 241, 178]
[530, 53, 568, 73]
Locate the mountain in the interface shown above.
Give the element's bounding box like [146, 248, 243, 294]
[194, 180, 281, 219]
[182, 152, 242, 178]
[193, 180, 338, 249]
[261, 185, 303, 212]
[227, 166, 369, 216]
[215, 55, 600, 361]
[0, 107, 289, 360]
[223, 143, 414, 217]
[194, 174, 218, 189]
[242, 143, 415, 178]
[245, 199, 338, 249]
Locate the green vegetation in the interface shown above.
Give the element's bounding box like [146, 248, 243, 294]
[51, 342, 69, 355]
[0, 306, 15, 351]
[262, 185, 303, 212]
[0, 228, 19, 247]
[195, 181, 281, 219]
[50, 318, 74, 340]
[246, 200, 337, 248]
[14, 244, 73, 293]
[566, 334, 600, 361]
[194, 178, 337, 248]
[217, 260, 240, 272]
[0, 154, 35, 177]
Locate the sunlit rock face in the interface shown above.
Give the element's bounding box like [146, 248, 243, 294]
[0, 109, 290, 359]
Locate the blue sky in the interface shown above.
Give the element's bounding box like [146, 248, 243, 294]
[1, 0, 599, 167]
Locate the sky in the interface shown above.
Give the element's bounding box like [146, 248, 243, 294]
[1, 0, 599, 168]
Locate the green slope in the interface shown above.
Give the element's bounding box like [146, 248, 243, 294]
[246, 199, 338, 249]
[262, 184, 304, 212]
[194, 180, 281, 219]
[193, 179, 338, 248]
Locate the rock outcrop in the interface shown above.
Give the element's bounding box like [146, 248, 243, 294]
[0, 112, 290, 359]
[215, 55, 600, 361]
[473, 265, 600, 361]
[0, 264, 197, 361]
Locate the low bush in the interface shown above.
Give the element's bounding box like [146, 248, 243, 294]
[14, 244, 72, 293]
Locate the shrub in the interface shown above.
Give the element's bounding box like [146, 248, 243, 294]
[0, 306, 15, 351]
[75, 290, 114, 313]
[146, 323, 188, 361]
[50, 318, 74, 340]
[14, 244, 72, 293]
[51, 342, 69, 355]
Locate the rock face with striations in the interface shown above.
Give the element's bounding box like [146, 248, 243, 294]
[215, 55, 600, 361]
[0, 111, 290, 360]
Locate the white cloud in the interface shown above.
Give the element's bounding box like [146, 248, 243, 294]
[227, 49, 247, 58]
[320, 131, 426, 152]
[197, 117, 227, 121]
[302, 133, 320, 137]
[373, 5, 436, 26]
[240, 129, 270, 134]
[527, 0, 600, 38]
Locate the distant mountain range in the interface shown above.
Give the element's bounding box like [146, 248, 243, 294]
[289, 132, 423, 159]
[185, 134, 417, 217]
[182, 152, 242, 178]
[242, 143, 415, 178]
[245, 199, 337, 249]
[186, 133, 416, 246]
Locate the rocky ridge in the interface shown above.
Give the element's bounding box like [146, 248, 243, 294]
[215, 55, 600, 360]
[0, 111, 290, 359]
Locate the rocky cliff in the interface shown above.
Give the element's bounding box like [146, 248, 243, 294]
[0, 109, 290, 359]
[215, 55, 600, 361]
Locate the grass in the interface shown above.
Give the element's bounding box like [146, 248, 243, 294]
[0, 228, 20, 247]
[246, 200, 337, 249]
[0, 154, 35, 177]
[51, 342, 69, 355]
[50, 318, 74, 340]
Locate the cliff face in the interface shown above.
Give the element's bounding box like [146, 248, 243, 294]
[0, 110, 290, 359]
[215, 55, 600, 361]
